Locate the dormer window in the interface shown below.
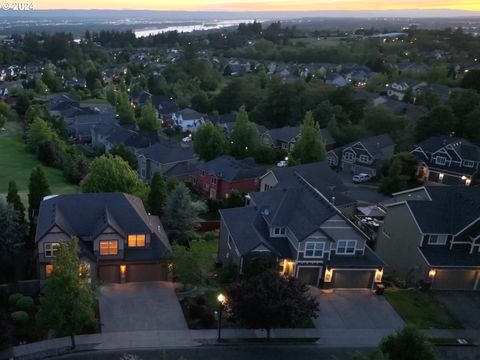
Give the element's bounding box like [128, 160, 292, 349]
[358, 154, 369, 163]
[273, 227, 286, 236]
[435, 156, 447, 165]
[343, 152, 355, 161]
[44, 243, 59, 257]
[100, 240, 118, 255]
[128, 234, 146, 247]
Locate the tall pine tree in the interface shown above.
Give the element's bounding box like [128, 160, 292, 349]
[6, 180, 25, 223]
[148, 172, 168, 217]
[292, 111, 326, 164]
[28, 166, 51, 221]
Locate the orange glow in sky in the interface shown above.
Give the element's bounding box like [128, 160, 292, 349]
[35, 0, 480, 11]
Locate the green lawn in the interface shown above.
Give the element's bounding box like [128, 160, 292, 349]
[190, 231, 219, 274]
[0, 122, 79, 204]
[385, 289, 462, 329]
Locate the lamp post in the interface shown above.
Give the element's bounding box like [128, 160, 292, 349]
[217, 293, 226, 342]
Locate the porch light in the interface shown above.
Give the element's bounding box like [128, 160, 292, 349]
[120, 265, 127, 275]
[466, 179, 472, 186]
[324, 268, 333, 283]
[462, 176, 467, 180]
[439, 173, 444, 181]
[285, 156, 289, 161]
[374, 269, 383, 283]
[428, 269, 436, 278]
[217, 293, 226, 304]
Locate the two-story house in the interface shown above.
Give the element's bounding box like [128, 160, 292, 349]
[386, 78, 427, 101]
[376, 186, 480, 290]
[218, 185, 385, 288]
[261, 126, 336, 152]
[136, 140, 198, 182]
[91, 123, 159, 152]
[412, 136, 480, 186]
[259, 161, 356, 216]
[171, 108, 205, 133]
[35, 193, 171, 283]
[195, 156, 267, 199]
[327, 134, 395, 177]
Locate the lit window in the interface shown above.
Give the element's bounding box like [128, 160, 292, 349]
[128, 234, 146, 247]
[100, 240, 118, 255]
[44, 243, 59, 257]
[435, 156, 447, 165]
[336, 240, 356, 255]
[305, 242, 325, 258]
[45, 264, 54, 277]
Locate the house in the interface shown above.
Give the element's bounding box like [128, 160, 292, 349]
[386, 78, 427, 101]
[67, 113, 116, 142]
[91, 123, 159, 152]
[412, 136, 480, 186]
[395, 62, 430, 74]
[171, 108, 205, 133]
[64, 77, 86, 89]
[325, 73, 348, 87]
[195, 156, 267, 199]
[376, 186, 480, 290]
[259, 161, 356, 216]
[35, 193, 171, 283]
[136, 140, 197, 182]
[218, 185, 385, 288]
[0, 81, 23, 97]
[261, 126, 336, 151]
[378, 99, 428, 121]
[417, 83, 452, 102]
[327, 134, 395, 177]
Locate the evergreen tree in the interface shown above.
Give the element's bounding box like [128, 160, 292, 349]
[28, 166, 51, 221]
[6, 180, 25, 223]
[116, 91, 136, 125]
[138, 98, 159, 132]
[230, 106, 259, 159]
[148, 172, 168, 217]
[37, 238, 97, 349]
[292, 111, 326, 164]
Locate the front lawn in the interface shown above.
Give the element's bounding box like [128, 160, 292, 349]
[385, 289, 462, 329]
[190, 231, 219, 274]
[0, 122, 79, 203]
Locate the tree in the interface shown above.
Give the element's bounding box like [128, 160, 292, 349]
[0, 199, 27, 282]
[110, 145, 138, 170]
[380, 326, 437, 360]
[27, 118, 54, 153]
[378, 153, 420, 195]
[291, 111, 326, 164]
[227, 270, 319, 338]
[28, 166, 51, 222]
[148, 172, 168, 217]
[193, 122, 229, 161]
[138, 98, 159, 133]
[81, 154, 145, 196]
[6, 181, 25, 223]
[37, 238, 97, 350]
[0, 114, 6, 129]
[461, 69, 480, 93]
[116, 91, 136, 125]
[163, 183, 206, 246]
[230, 106, 259, 159]
[170, 244, 203, 289]
[41, 67, 62, 92]
[416, 105, 455, 141]
[63, 154, 89, 185]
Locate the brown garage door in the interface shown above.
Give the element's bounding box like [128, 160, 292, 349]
[127, 263, 167, 283]
[297, 266, 321, 286]
[332, 270, 374, 288]
[98, 265, 120, 283]
[433, 270, 479, 290]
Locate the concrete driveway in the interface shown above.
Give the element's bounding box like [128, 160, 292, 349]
[310, 289, 404, 330]
[434, 292, 480, 329]
[98, 281, 188, 333]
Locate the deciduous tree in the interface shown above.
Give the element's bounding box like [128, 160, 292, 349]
[230, 106, 259, 159]
[138, 98, 159, 133]
[193, 122, 229, 161]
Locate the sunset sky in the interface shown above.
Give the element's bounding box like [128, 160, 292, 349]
[35, 0, 480, 11]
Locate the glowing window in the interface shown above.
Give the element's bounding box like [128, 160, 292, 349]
[128, 234, 146, 247]
[100, 240, 118, 255]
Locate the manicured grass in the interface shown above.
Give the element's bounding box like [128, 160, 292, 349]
[190, 231, 219, 274]
[385, 289, 463, 329]
[0, 122, 79, 204]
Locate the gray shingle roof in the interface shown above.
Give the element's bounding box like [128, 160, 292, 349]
[136, 141, 196, 165]
[197, 156, 267, 182]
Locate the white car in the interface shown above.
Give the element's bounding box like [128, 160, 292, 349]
[352, 173, 372, 183]
[182, 136, 192, 143]
[276, 160, 288, 167]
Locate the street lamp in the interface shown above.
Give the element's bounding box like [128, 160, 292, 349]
[217, 293, 226, 342]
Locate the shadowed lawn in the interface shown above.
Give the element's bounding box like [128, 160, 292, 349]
[0, 122, 79, 204]
[385, 288, 462, 329]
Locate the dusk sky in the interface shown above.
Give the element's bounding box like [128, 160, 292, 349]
[35, 0, 480, 11]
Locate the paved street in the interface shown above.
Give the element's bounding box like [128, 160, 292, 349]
[98, 281, 188, 332]
[311, 289, 404, 330]
[434, 292, 480, 329]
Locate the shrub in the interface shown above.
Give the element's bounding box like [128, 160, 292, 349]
[218, 263, 238, 284]
[199, 311, 216, 328]
[8, 293, 23, 308]
[195, 296, 207, 306]
[10, 311, 30, 327]
[16, 296, 35, 313]
[188, 303, 204, 319]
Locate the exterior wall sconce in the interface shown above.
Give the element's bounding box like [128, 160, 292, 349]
[428, 269, 436, 278]
[374, 268, 384, 283]
[439, 173, 444, 181]
[120, 264, 127, 283]
[324, 268, 333, 283]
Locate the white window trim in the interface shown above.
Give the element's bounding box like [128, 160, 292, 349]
[304, 242, 325, 258]
[435, 156, 447, 165]
[426, 234, 448, 245]
[358, 154, 370, 163]
[44, 242, 59, 258]
[343, 152, 355, 161]
[463, 160, 475, 168]
[336, 240, 357, 255]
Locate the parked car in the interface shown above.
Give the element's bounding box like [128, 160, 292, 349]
[276, 160, 288, 167]
[352, 173, 372, 183]
[182, 135, 192, 143]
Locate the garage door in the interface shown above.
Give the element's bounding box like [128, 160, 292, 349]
[127, 263, 167, 283]
[297, 266, 321, 286]
[433, 270, 479, 290]
[332, 270, 374, 288]
[99, 265, 119, 283]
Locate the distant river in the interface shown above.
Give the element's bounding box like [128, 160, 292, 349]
[134, 19, 259, 37]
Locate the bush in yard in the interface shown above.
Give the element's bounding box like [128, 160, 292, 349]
[218, 263, 238, 284]
[188, 302, 204, 319]
[16, 296, 35, 313]
[8, 293, 23, 308]
[11, 311, 30, 326]
[380, 326, 437, 360]
[199, 311, 215, 328]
